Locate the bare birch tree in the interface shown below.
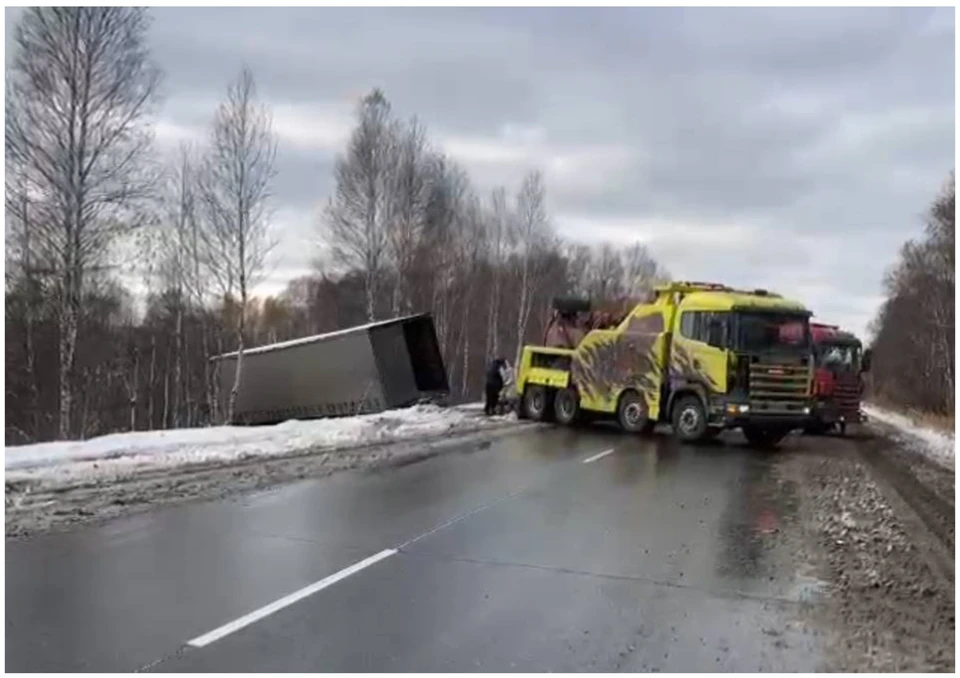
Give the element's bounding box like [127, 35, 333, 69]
[512, 170, 552, 367]
[153, 144, 201, 427]
[484, 186, 511, 360]
[198, 67, 278, 423]
[6, 7, 162, 439]
[325, 89, 398, 321]
[386, 118, 431, 316]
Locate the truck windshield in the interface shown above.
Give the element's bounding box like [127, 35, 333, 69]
[734, 312, 810, 353]
[817, 343, 861, 371]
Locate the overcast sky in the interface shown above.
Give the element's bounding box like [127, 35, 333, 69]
[6, 7, 955, 339]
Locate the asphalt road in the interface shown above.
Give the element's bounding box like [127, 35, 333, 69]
[6, 425, 825, 672]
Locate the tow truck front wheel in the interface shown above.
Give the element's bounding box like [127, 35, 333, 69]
[617, 391, 654, 434]
[671, 395, 708, 443]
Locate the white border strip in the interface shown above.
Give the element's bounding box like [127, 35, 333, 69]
[186, 548, 397, 648]
[582, 448, 616, 464]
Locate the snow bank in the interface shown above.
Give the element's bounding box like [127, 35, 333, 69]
[863, 404, 955, 471]
[5, 403, 508, 488]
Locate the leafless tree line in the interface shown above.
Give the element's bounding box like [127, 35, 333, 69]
[867, 172, 955, 416]
[320, 89, 669, 395]
[5, 8, 668, 445]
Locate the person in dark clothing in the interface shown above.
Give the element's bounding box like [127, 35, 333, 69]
[484, 357, 506, 415]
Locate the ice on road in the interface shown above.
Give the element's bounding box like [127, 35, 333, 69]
[864, 404, 955, 471]
[5, 404, 509, 488]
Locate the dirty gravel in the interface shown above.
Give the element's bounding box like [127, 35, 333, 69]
[5, 422, 537, 538]
[781, 429, 955, 672]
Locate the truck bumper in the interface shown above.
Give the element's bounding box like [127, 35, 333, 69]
[709, 399, 810, 431]
[724, 415, 809, 431]
[810, 402, 864, 425]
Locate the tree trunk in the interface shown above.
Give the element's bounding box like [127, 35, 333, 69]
[57, 280, 78, 441]
[514, 261, 531, 369]
[365, 267, 377, 321]
[148, 334, 157, 428]
[460, 298, 471, 398]
[162, 354, 171, 429]
[129, 347, 139, 431]
[227, 324, 244, 424]
[173, 298, 183, 427]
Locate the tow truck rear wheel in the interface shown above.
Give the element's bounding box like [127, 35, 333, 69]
[743, 425, 788, 449]
[554, 387, 581, 426]
[523, 385, 552, 422]
[671, 395, 708, 443]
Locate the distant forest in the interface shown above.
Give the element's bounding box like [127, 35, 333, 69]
[866, 174, 955, 420]
[4, 7, 667, 444]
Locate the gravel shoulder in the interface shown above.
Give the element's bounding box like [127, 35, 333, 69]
[5, 421, 537, 538]
[781, 427, 954, 672]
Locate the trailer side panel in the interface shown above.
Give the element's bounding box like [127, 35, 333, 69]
[217, 331, 386, 424]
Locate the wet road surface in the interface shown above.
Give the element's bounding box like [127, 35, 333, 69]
[6, 426, 823, 672]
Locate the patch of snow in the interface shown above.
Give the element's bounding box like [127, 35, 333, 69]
[863, 404, 955, 471]
[5, 404, 514, 489]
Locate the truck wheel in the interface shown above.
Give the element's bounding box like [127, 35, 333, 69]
[617, 391, 652, 433]
[743, 425, 788, 449]
[837, 422, 847, 437]
[523, 385, 550, 422]
[671, 395, 708, 443]
[554, 387, 581, 426]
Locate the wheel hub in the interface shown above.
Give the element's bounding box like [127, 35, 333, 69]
[679, 407, 699, 433]
[625, 402, 642, 426]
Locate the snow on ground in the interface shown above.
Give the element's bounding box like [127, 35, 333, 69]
[5, 403, 507, 489]
[863, 404, 955, 471]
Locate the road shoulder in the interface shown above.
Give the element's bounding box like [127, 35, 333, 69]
[781, 432, 954, 672]
[5, 421, 537, 538]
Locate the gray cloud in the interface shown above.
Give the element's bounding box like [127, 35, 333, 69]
[9, 7, 954, 340]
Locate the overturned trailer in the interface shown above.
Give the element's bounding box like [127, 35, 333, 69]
[212, 313, 450, 425]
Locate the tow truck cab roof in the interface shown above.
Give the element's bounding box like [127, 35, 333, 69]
[652, 281, 811, 315]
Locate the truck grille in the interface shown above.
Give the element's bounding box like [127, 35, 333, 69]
[832, 374, 861, 414]
[747, 361, 810, 416]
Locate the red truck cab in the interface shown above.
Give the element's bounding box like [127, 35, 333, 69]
[806, 322, 871, 435]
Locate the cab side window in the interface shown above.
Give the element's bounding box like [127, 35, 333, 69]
[680, 311, 727, 349]
[680, 311, 698, 340]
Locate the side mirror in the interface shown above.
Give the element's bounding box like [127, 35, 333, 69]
[861, 349, 872, 373]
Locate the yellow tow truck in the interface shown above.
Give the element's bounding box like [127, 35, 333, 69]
[515, 281, 815, 447]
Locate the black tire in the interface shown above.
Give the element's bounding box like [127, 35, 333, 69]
[743, 425, 788, 449]
[837, 422, 847, 437]
[554, 387, 581, 426]
[671, 395, 708, 443]
[617, 390, 652, 433]
[523, 385, 550, 422]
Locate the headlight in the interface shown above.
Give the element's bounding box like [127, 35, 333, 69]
[803, 407, 811, 415]
[739, 404, 750, 413]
